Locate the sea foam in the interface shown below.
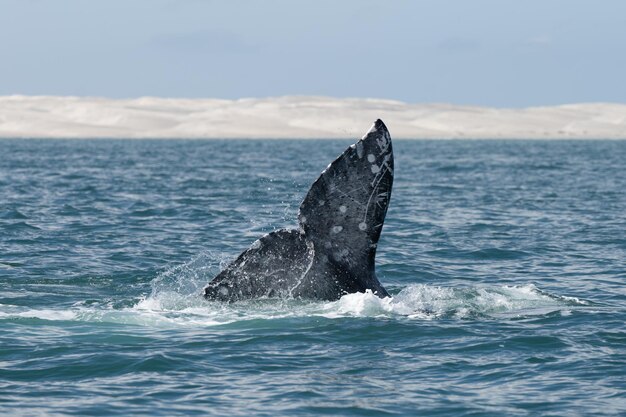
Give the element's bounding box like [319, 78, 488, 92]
[0, 284, 588, 328]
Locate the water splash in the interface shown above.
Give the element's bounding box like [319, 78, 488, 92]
[0, 282, 588, 328]
[324, 284, 588, 320]
[149, 251, 224, 301]
[0, 251, 589, 325]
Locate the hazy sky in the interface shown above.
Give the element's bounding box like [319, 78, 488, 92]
[1, 0, 625, 107]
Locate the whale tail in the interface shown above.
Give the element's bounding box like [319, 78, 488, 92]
[204, 120, 393, 301]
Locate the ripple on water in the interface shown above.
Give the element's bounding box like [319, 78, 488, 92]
[1, 139, 625, 416]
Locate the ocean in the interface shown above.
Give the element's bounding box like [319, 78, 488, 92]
[1, 138, 624, 416]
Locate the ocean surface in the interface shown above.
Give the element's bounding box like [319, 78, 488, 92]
[1, 138, 625, 416]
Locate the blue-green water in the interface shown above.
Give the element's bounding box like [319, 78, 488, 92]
[1, 139, 625, 416]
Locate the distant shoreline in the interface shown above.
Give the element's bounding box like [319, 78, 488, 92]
[1, 95, 625, 140]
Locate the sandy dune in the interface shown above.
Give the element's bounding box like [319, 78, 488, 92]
[1, 95, 624, 139]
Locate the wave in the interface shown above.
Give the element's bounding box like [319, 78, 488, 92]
[0, 283, 588, 328]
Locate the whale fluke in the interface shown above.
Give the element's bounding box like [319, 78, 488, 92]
[204, 119, 393, 301]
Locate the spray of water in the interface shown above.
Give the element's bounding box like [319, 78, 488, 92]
[0, 253, 589, 327]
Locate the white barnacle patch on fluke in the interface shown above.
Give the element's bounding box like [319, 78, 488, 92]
[359, 222, 367, 231]
[339, 205, 347, 213]
[371, 165, 380, 173]
[251, 239, 262, 249]
[301, 216, 307, 223]
[332, 225, 343, 234]
[367, 154, 376, 163]
[376, 131, 391, 152]
[356, 142, 364, 158]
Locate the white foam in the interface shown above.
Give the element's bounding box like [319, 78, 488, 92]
[0, 284, 588, 328]
[0, 306, 77, 321]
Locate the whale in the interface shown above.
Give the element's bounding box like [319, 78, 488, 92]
[204, 119, 394, 302]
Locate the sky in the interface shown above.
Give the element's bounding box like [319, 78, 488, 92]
[1, 0, 625, 107]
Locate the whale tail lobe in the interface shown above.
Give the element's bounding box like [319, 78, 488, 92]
[204, 120, 393, 301]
